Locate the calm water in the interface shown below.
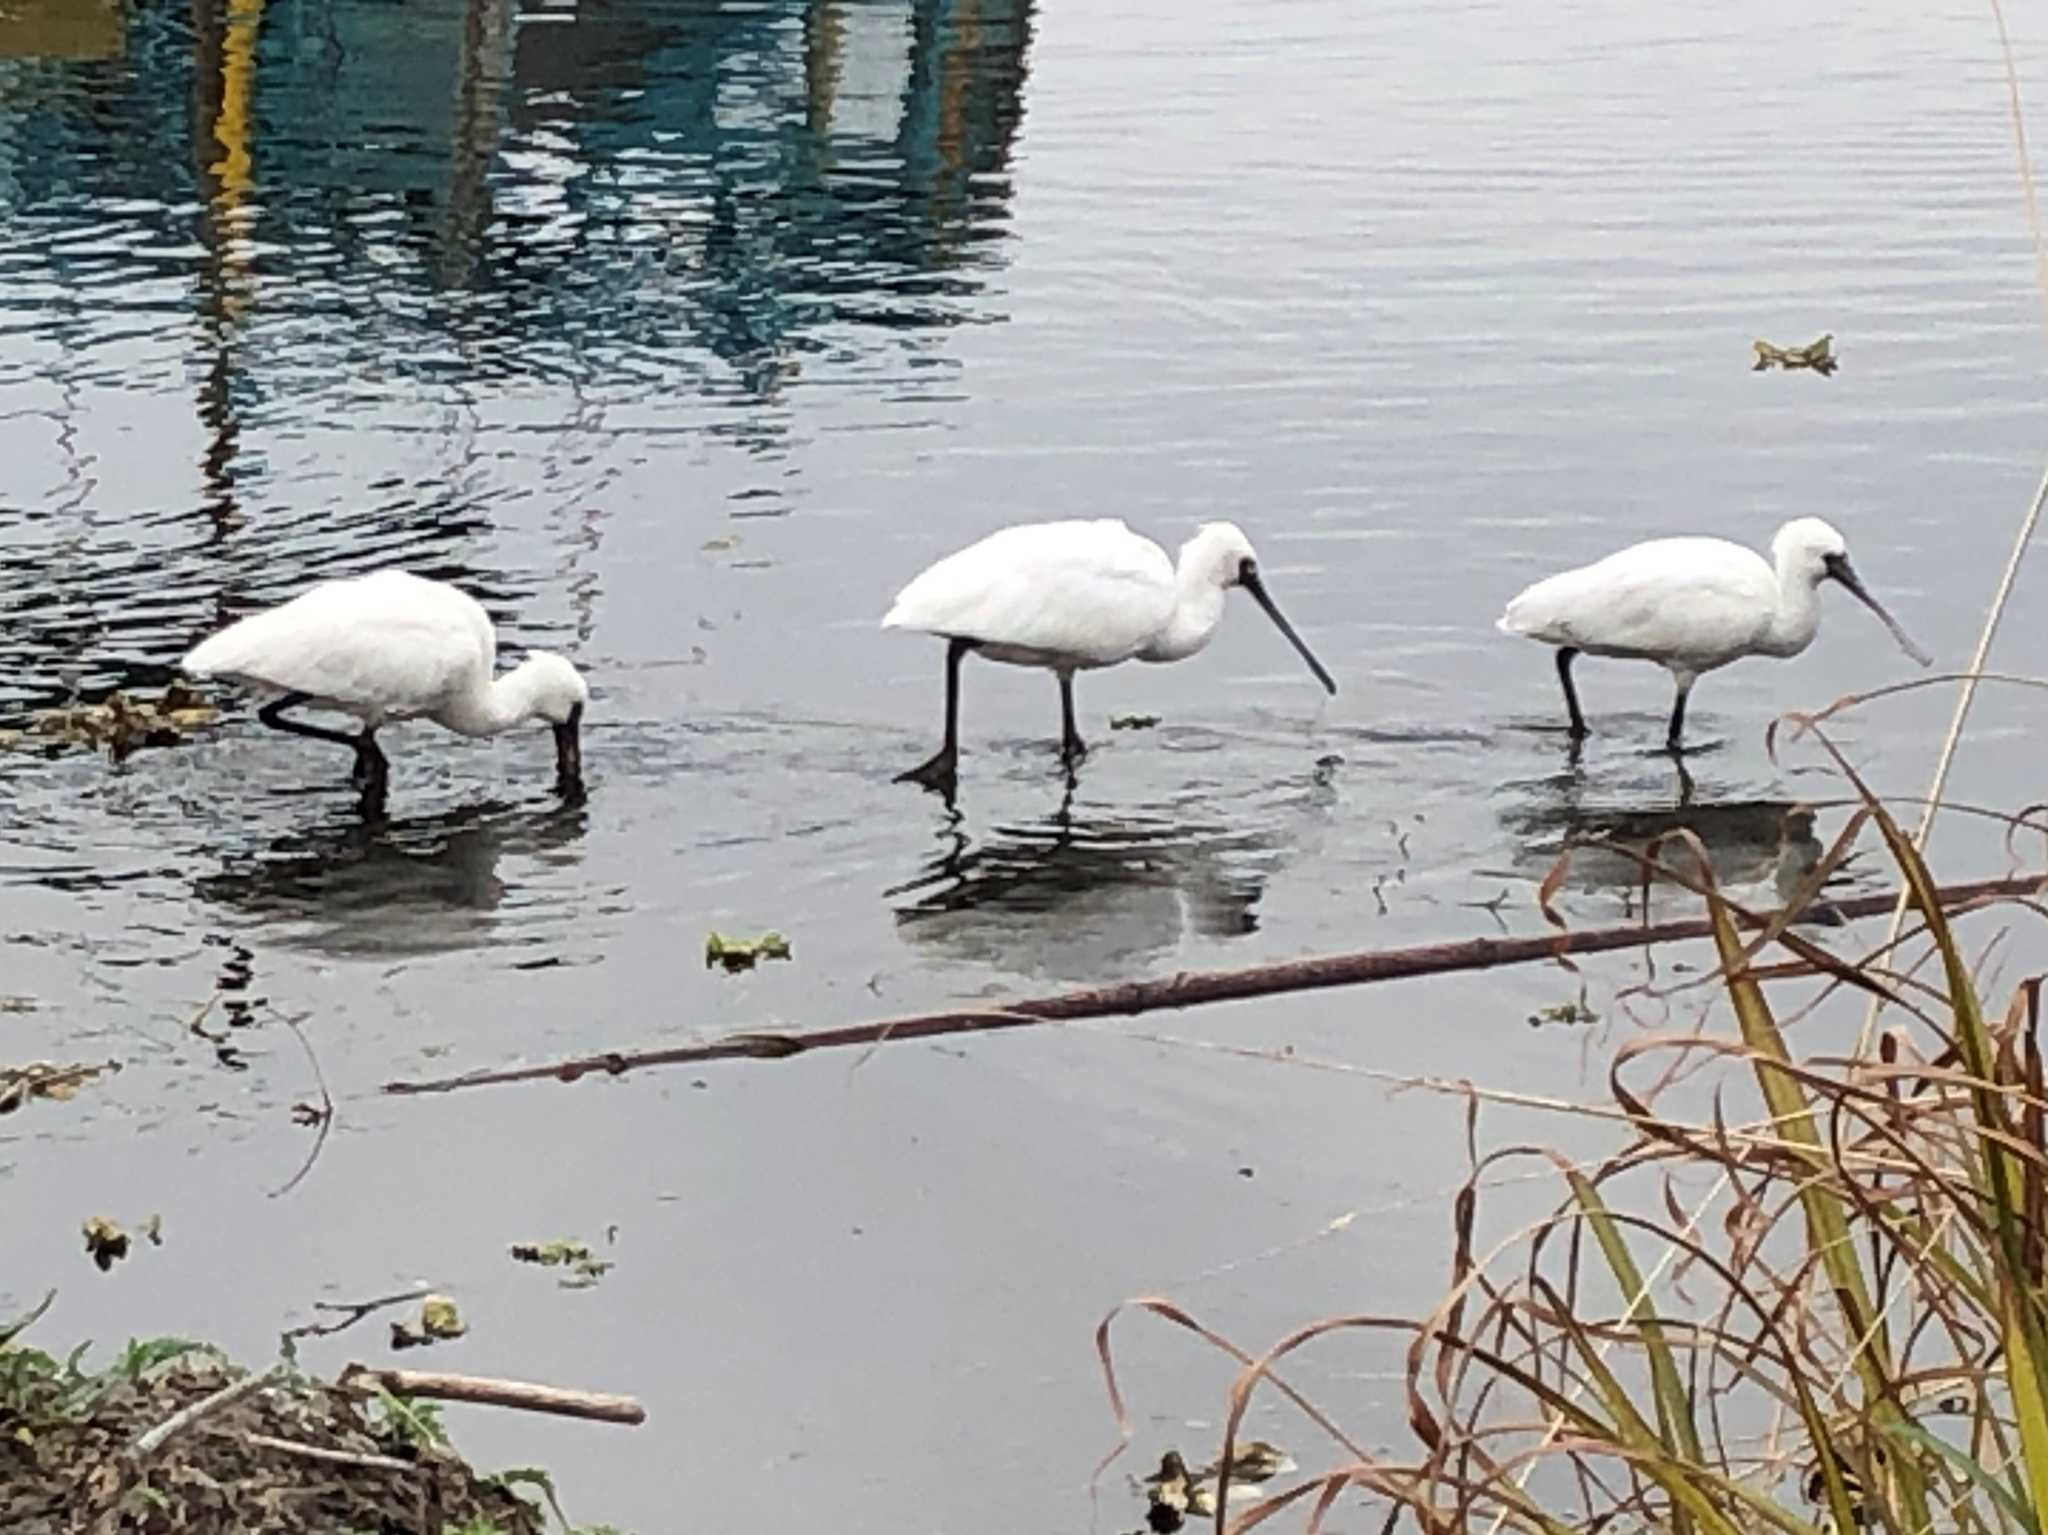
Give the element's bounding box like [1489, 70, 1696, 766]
[4, 0, 2048, 1528]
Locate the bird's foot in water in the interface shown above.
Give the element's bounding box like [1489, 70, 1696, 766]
[894, 749, 959, 800]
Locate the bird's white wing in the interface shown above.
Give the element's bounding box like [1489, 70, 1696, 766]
[883, 520, 1177, 665]
[1500, 538, 1777, 666]
[183, 571, 492, 713]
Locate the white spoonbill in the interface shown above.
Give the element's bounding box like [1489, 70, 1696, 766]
[883, 519, 1335, 797]
[182, 570, 589, 810]
[1498, 517, 1929, 751]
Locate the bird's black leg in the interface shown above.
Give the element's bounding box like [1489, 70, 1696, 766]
[1666, 678, 1694, 755]
[896, 638, 969, 800]
[1555, 648, 1589, 739]
[258, 692, 358, 750]
[352, 731, 389, 793]
[260, 694, 389, 811]
[1058, 671, 1087, 766]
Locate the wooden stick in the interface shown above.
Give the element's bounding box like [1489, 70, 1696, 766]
[381, 870, 2047, 1098]
[233, 1430, 417, 1474]
[340, 1365, 645, 1426]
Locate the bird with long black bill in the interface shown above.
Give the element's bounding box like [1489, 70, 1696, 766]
[883, 519, 1335, 799]
[1497, 517, 1929, 751]
[182, 570, 589, 813]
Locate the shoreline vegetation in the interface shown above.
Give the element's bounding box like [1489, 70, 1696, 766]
[1094, 744, 2048, 1534]
[0, 1314, 635, 1535]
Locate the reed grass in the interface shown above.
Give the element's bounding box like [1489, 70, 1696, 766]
[1098, 744, 2048, 1535]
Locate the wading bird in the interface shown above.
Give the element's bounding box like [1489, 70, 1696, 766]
[182, 570, 588, 812]
[1497, 517, 1929, 751]
[883, 519, 1335, 798]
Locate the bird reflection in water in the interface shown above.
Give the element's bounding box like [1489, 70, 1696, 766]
[194, 799, 588, 958]
[1500, 766, 1833, 909]
[889, 795, 1274, 985]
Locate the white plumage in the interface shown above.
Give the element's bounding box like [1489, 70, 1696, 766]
[885, 520, 1181, 669]
[185, 572, 497, 722]
[883, 519, 1334, 798]
[1498, 517, 1929, 749]
[183, 570, 589, 809]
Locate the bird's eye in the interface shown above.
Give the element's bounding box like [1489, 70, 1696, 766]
[1238, 558, 1257, 584]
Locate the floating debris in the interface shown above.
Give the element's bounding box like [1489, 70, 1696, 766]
[1144, 1450, 1204, 1531]
[704, 930, 792, 973]
[81, 1216, 130, 1272]
[0, 683, 217, 760]
[1142, 1442, 1295, 1531]
[0, 1059, 118, 1114]
[1752, 333, 1837, 375]
[509, 1239, 614, 1289]
[390, 1293, 467, 1351]
[1527, 989, 1599, 1029]
[1110, 714, 1161, 730]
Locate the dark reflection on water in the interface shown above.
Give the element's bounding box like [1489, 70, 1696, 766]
[0, 0, 1033, 709]
[890, 795, 1290, 983]
[193, 798, 589, 956]
[880, 773, 1327, 978]
[1499, 769, 1835, 903]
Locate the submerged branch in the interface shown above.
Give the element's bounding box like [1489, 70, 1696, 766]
[382, 871, 2048, 1097]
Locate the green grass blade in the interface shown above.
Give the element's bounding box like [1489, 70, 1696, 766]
[1565, 1170, 1705, 1469]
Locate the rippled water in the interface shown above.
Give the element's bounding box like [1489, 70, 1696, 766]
[5, 0, 2048, 1528]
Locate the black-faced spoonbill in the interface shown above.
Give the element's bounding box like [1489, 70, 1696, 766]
[181, 570, 589, 811]
[883, 519, 1336, 798]
[1497, 517, 1930, 752]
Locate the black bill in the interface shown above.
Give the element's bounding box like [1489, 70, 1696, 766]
[1824, 553, 1932, 668]
[553, 702, 585, 798]
[1242, 571, 1337, 695]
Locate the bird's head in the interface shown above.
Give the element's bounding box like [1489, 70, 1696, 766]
[1184, 521, 1261, 590]
[1772, 517, 1851, 586]
[511, 652, 589, 798]
[1773, 518, 1931, 668]
[1181, 522, 1337, 695]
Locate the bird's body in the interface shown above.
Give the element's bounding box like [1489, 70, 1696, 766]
[183, 570, 588, 810]
[1501, 536, 1813, 673]
[885, 519, 1207, 670]
[1498, 517, 1928, 750]
[884, 519, 1334, 798]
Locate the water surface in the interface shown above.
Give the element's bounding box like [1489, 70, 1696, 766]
[4, 1, 2048, 1528]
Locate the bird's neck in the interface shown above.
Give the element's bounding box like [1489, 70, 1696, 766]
[1764, 559, 1823, 657]
[434, 668, 535, 738]
[1141, 558, 1227, 663]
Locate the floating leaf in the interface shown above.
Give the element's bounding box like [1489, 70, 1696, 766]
[704, 930, 792, 973]
[1751, 333, 1838, 375]
[1527, 990, 1598, 1029]
[0, 686, 218, 761]
[81, 1218, 129, 1272]
[0, 1060, 118, 1114]
[510, 1239, 613, 1288]
[391, 1293, 466, 1349]
[1110, 714, 1161, 730]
